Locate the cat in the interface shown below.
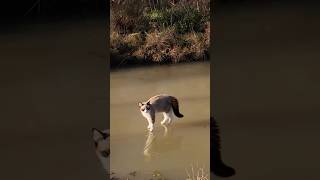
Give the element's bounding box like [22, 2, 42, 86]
[92, 128, 110, 174]
[138, 94, 184, 132]
[211, 116, 236, 177]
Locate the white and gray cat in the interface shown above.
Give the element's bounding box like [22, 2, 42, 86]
[138, 94, 184, 132]
[92, 128, 109, 174]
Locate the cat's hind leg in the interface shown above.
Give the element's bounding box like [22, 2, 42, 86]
[167, 108, 175, 125]
[161, 112, 169, 125]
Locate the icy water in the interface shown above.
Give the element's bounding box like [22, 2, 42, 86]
[110, 62, 210, 179]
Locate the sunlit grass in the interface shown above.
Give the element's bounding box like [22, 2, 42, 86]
[110, 0, 210, 66]
[185, 164, 209, 180]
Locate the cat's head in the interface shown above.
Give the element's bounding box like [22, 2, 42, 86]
[138, 101, 151, 113]
[92, 128, 109, 172]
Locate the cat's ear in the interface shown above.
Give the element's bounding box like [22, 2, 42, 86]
[138, 102, 143, 107]
[92, 128, 105, 141]
[102, 131, 109, 139]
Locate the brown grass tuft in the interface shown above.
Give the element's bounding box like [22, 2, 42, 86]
[110, 0, 210, 67]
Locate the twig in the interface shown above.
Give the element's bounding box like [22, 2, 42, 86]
[24, 0, 41, 16]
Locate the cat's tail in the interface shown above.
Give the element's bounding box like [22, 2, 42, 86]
[211, 117, 236, 177]
[170, 96, 184, 118]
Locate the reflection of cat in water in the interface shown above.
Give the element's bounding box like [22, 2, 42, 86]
[143, 124, 183, 161]
[92, 116, 235, 178]
[211, 116, 236, 177]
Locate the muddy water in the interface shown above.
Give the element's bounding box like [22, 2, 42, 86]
[110, 62, 210, 179]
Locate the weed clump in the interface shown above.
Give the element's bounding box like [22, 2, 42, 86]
[110, 0, 210, 67]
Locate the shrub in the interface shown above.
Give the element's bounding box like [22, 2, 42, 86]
[109, 0, 210, 65]
[110, 0, 149, 33]
[136, 28, 176, 62]
[144, 5, 207, 34]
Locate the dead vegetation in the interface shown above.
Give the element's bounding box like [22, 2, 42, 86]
[110, 0, 210, 68]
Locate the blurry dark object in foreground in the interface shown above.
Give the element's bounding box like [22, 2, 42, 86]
[0, 0, 106, 24]
[211, 116, 236, 177]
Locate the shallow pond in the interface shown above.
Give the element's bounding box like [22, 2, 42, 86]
[110, 62, 210, 179]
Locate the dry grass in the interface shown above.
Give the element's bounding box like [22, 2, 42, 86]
[109, 166, 209, 180]
[110, 0, 210, 67]
[185, 164, 209, 180]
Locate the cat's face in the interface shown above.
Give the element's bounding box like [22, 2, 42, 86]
[138, 101, 151, 113]
[92, 128, 109, 172]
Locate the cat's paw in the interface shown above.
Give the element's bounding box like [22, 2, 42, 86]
[147, 125, 154, 132]
[149, 126, 154, 132]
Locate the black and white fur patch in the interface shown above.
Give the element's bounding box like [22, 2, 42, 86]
[92, 128, 110, 173]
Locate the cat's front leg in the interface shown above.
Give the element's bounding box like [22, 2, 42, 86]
[147, 125, 154, 132]
[147, 118, 154, 132]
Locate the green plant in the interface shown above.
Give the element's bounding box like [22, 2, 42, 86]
[145, 5, 207, 34]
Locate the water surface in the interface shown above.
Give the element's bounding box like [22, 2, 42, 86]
[111, 62, 210, 179]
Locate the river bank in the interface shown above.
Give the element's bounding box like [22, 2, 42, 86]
[110, 0, 210, 69]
